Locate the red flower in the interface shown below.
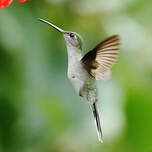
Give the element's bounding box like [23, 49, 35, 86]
[0, 0, 31, 9]
[18, 0, 27, 2]
[0, 0, 13, 8]
[18, 0, 32, 2]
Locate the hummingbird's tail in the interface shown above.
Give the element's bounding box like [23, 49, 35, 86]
[90, 103, 103, 143]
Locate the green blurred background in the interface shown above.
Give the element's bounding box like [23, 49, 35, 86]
[0, 0, 152, 152]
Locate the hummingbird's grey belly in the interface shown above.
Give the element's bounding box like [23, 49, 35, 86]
[68, 64, 87, 92]
[67, 62, 95, 98]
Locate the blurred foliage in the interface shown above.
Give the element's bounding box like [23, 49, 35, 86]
[0, 0, 152, 152]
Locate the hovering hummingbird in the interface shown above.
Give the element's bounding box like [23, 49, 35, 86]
[39, 18, 120, 143]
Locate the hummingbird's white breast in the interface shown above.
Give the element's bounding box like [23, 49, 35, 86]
[66, 45, 88, 95]
[67, 56, 88, 94]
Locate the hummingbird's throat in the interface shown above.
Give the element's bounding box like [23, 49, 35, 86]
[65, 42, 82, 61]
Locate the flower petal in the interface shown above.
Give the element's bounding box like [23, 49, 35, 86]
[18, 0, 32, 2]
[0, 0, 13, 9]
[18, 0, 27, 2]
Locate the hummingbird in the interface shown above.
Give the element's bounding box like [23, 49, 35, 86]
[39, 18, 120, 143]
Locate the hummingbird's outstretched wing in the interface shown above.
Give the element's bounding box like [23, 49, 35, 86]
[81, 35, 120, 80]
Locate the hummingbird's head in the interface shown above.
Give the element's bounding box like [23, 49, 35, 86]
[39, 18, 83, 50]
[62, 31, 83, 50]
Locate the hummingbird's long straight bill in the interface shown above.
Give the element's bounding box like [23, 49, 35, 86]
[38, 18, 64, 33]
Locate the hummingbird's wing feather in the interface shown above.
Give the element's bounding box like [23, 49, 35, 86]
[81, 35, 120, 80]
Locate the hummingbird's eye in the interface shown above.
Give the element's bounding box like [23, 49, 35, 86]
[70, 33, 75, 38]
